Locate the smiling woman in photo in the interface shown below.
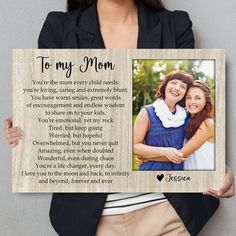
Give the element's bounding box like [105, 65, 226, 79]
[183, 80, 215, 170]
[133, 70, 193, 170]
[135, 79, 215, 170]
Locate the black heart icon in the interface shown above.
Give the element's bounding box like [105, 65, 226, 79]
[156, 174, 164, 181]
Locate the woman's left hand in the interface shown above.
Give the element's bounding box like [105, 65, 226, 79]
[203, 165, 234, 198]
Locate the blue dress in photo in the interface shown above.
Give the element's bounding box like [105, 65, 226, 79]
[139, 105, 185, 171]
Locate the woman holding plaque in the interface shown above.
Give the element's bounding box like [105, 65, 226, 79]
[4, 0, 234, 235]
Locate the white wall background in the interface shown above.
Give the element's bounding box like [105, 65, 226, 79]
[0, 0, 235, 235]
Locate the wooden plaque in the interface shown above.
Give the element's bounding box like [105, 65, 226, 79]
[12, 49, 225, 192]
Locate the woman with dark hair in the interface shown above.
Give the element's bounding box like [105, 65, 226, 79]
[135, 79, 215, 171]
[66, 0, 165, 11]
[4, 0, 234, 235]
[183, 80, 215, 170]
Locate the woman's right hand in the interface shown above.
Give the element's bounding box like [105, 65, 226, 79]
[163, 148, 185, 164]
[137, 148, 185, 164]
[4, 117, 23, 148]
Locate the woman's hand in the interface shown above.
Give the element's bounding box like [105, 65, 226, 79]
[4, 117, 23, 148]
[163, 148, 185, 164]
[136, 148, 185, 165]
[203, 165, 234, 198]
[136, 156, 146, 166]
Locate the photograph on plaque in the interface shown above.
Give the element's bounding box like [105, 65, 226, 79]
[12, 49, 225, 192]
[133, 59, 216, 172]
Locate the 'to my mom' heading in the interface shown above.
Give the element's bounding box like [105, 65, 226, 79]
[36, 55, 116, 78]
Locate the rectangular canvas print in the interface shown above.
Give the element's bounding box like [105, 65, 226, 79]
[12, 49, 225, 192]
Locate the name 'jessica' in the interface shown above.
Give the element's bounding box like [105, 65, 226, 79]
[166, 174, 191, 182]
[79, 56, 115, 73]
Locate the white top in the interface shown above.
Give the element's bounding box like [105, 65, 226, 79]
[184, 141, 214, 170]
[102, 193, 167, 215]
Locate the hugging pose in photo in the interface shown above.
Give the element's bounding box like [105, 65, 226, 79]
[133, 70, 215, 171]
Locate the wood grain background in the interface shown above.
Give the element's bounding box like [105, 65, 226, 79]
[12, 49, 225, 192]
